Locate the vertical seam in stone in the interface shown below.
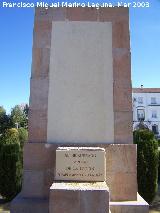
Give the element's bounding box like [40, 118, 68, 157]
[112, 55, 116, 144]
[46, 21, 53, 143]
[79, 190, 81, 213]
[64, 8, 67, 21]
[112, 24, 115, 144]
[97, 8, 100, 22]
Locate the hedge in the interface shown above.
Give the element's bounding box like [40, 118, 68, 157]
[134, 129, 159, 203]
[0, 128, 22, 201]
[18, 127, 28, 148]
[158, 151, 160, 182]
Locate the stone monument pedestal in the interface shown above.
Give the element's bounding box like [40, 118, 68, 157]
[11, 143, 149, 213]
[11, 7, 149, 213]
[49, 182, 109, 213]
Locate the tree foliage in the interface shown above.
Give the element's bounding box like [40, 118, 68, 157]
[1, 128, 20, 145]
[0, 104, 28, 134]
[0, 106, 11, 134]
[18, 127, 28, 148]
[134, 129, 159, 203]
[10, 105, 28, 129]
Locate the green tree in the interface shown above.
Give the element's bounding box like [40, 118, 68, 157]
[10, 105, 28, 129]
[134, 129, 159, 203]
[0, 106, 11, 134]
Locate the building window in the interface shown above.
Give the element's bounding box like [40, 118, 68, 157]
[137, 109, 145, 121]
[151, 97, 156, 104]
[138, 97, 143, 104]
[152, 125, 159, 135]
[152, 111, 157, 118]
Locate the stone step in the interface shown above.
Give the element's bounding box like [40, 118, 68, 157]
[109, 194, 149, 213]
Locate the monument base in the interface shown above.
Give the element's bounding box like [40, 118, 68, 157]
[49, 182, 109, 213]
[11, 192, 149, 213]
[20, 143, 138, 201]
[11, 143, 149, 213]
[110, 194, 149, 213]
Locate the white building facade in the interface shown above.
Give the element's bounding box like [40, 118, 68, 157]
[132, 88, 160, 138]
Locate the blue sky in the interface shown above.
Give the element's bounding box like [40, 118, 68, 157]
[0, 0, 160, 113]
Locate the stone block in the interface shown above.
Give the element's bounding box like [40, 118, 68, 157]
[35, 7, 53, 21]
[106, 172, 137, 201]
[99, 7, 129, 22]
[29, 77, 49, 110]
[50, 186, 79, 213]
[28, 109, 47, 142]
[55, 147, 106, 181]
[22, 170, 47, 197]
[34, 20, 52, 33]
[52, 7, 66, 21]
[80, 190, 109, 213]
[106, 144, 136, 173]
[22, 169, 55, 198]
[23, 143, 55, 170]
[114, 79, 132, 89]
[33, 20, 52, 48]
[31, 47, 41, 77]
[112, 20, 130, 49]
[113, 48, 131, 82]
[113, 85, 132, 111]
[66, 7, 98, 21]
[105, 145, 137, 201]
[110, 193, 149, 213]
[31, 47, 50, 78]
[11, 193, 49, 213]
[114, 111, 133, 144]
[49, 182, 109, 213]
